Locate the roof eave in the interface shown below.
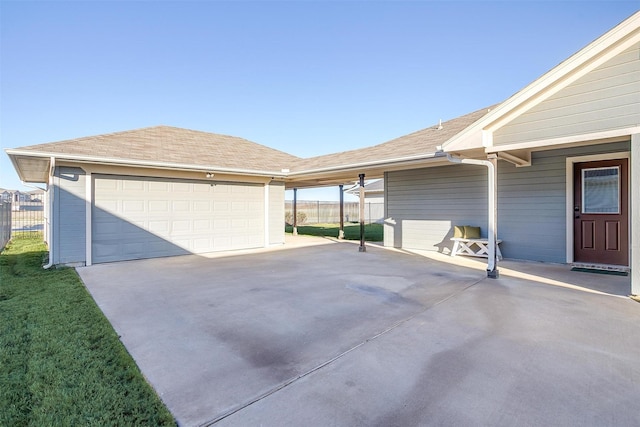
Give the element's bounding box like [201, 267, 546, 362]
[5, 149, 289, 179]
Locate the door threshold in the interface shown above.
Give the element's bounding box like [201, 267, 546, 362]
[571, 263, 630, 273]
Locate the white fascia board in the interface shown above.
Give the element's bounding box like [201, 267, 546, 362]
[485, 126, 640, 153]
[4, 149, 287, 178]
[442, 12, 640, 152]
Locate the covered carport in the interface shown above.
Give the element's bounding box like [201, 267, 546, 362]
[77, 235, 639, 426]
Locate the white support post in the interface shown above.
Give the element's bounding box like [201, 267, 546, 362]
[631, 134, 639, 296]
[264, 183, 270, 247]
[446, 154, 499, 278]
[85, 172, 92, 266]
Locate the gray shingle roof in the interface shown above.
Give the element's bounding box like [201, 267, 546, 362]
[291, 106, 494, 172]
[10, 106, 494, 176]
[14, 125, 300, 173]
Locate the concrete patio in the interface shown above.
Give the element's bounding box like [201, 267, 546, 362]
[77, 235, 639, 426]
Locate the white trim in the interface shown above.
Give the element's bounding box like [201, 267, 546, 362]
[486, 127, 640, 153]
[85, 173, 92, 266]
[264, 183, 269, 247]
[565, 151, 630, 264]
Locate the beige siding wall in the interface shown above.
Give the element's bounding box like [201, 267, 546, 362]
[494, 42, 640, 146]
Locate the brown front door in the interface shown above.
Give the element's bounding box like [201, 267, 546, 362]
[574, 158, 628, 266]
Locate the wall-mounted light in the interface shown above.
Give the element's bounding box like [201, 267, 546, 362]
[206, 172, 215, 178]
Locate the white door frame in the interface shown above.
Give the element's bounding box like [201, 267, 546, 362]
[565, 151, 630, 264]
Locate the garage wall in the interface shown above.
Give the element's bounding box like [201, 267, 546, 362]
[268, 181, 285, 245]
[53, 167, 86, 265]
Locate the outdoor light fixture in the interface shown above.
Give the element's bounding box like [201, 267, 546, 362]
[206, 172, 214, 178]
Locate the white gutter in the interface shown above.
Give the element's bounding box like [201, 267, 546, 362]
[288, 151, 445, 177]
[4, 149, 288, 179]
[446, 153, 499, 278]
[43, 156, 55, 269]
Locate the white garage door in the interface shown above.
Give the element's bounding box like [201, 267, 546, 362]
[92, 175, 264, 263]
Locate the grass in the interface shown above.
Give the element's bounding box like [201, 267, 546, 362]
[0, 235, 175, 426]
[285, 222, 383, 241]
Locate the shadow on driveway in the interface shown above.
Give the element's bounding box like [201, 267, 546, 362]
[78, 238, 640, 426]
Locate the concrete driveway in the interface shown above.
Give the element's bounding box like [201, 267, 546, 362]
[77, 236, 640, 426]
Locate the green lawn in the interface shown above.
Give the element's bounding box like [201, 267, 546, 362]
[0, 235, 175, 426]
[285, 222, 383, 241]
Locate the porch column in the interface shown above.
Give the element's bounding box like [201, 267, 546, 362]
[487, 154, 499, 279]
[339, 184, 345, 239]
[292, 188, 298, 236]
[632, 134, 639, 296]
[358, 174, 366, 252]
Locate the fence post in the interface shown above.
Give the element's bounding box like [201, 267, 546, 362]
[0, 201, 12, 251]
[359, 174, 366, 252]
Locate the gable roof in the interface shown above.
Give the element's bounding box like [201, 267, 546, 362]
[443, 10, 640, 153]
[7, 126, 300, 182]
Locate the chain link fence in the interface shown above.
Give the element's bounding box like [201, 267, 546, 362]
[11, 201, 45, 238]
[285, 201, 384, 224]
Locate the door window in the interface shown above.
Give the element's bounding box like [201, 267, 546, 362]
[582, 166, 619, 214]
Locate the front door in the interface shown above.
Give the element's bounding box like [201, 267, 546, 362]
[574, 158, 628, 266]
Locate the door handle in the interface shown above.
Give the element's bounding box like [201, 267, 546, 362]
[575, 215, 580, 219]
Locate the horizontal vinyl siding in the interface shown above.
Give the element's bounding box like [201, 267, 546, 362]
[384, 141, 629, 262]
[494, 43, 640, 146]
[269, 181, 285, 245]
[497, 154, 566, 262]
[498, 141, 630, 262]
[385, 165, 487, 252]
[53, 167, 86, 264]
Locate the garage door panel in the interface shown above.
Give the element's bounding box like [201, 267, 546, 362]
[92, 176, 264, 263]
[149, 181, 169, 191]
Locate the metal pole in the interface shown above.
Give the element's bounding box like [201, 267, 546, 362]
[359, 174, 366, 252]
[293, 188, 298, 236]
[339, 184, 345, 239]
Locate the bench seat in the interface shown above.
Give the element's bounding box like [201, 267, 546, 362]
[450, 237, 503, 260]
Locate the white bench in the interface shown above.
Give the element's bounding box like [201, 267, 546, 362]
[450, 237, 503, 260]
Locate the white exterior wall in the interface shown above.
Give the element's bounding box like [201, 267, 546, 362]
[494, 42, 640, 146]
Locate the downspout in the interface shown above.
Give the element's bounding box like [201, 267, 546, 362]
[43, 157, 55, 269]
[445, 153, 499, 278]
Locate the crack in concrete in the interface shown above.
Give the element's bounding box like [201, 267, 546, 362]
[200, 276, 486, 426]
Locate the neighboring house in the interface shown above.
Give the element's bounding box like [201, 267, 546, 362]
[5, 12, 639, 295]
[345, 179, 384, 223]
[345, 179, 384, 203]
[0, 189, 43, 210]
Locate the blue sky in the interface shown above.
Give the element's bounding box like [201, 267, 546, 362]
[1, 1, 638, 201]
